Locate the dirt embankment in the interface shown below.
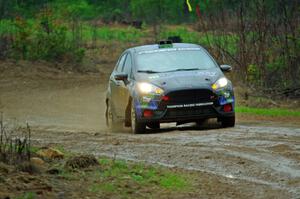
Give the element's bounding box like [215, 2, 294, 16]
[0, 61, 108, 132]
[0, 62, 300, 198]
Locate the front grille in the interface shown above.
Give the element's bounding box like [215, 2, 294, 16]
[166, 107, 215, 118]
[167, 89, 214, 105]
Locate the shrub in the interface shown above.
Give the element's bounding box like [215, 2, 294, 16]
[1, 15, 85, 64]
[0, 115, 32, 165]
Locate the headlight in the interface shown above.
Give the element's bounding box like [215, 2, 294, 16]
[212, 77, 228, 90]
[137, 82, 164, 95]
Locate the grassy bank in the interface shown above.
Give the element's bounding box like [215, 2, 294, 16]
[88, 157, 190, 196]
[1, 149, 193, 199]
[235, 106, 300, 117]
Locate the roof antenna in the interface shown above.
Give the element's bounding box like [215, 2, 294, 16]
[159, 40, 172, 45]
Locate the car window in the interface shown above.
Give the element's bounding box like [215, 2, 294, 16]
[115, 53, 127, 72]
[136, 49, 217, 72]
[122, 53, 132, 77]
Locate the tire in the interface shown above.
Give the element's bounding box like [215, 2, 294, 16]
[195, 119, 206, 127]
[124, 102, 131, 127]
[147, 122, 160, 130]
[131, 101, 146, 134]
[106, 100, 122, 132]
[221, 115, 235, 128]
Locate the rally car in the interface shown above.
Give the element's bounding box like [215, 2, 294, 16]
[106, 41, 235, 134]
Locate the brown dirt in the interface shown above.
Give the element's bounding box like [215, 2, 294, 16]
[65, 155, 99, 169]
[0, 61, 299, 199]
[237, 113, 300, 126]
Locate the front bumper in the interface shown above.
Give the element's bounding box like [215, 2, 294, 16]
[134, 88, 235, 123]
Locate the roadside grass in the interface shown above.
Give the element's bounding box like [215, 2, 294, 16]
[29, 146, 40, 153]
[16, 192, 36, 199]
[46, 156, 192, 198]
[80, 25, 145, 42]
[88, 157, 190, 196]
[0, 19, 145, 43]
[5, 152, 192, 198]
[235, 106, 300, 117]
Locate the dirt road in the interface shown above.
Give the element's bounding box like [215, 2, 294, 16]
[0, 67, 299, 198]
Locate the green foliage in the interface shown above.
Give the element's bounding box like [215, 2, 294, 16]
[66, 0, 94, 19]
[0, 0, 298, 89]
[86, 0, 130, 22]
[81, 25, 145, 42]
[55, 0, 97, 20]
[16, 192, 36, 199]
[160, 173, 187, 190]
[33, 24, 67, 60]
[89, 158, 189, 195]
[236, 106, 300, 117]
[130, 0, 196, 24]
[160, 27, 238, 54]
[131, 0, 170, 24]
[0, 120, 32, 165]
[0, 15, 85, 63]
[247, 64, 260, 83]
[0, 19, 16, 35]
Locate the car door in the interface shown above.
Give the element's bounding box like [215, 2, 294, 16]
[110, 53, 127, 116]
[118, 53, 133, 117]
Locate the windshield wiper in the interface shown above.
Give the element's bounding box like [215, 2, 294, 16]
[162, 68, 201, 73]
[137, 70, 161, 73]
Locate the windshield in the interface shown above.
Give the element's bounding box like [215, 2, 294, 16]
[136, 49, 217, 73]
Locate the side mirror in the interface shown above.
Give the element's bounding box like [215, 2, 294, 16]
[220, 65, 232, 72]
[114, 73, 128, 83]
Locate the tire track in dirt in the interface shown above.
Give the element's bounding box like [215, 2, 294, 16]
[29, 124, 300, 198]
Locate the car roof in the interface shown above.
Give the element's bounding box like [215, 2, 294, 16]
[128, 43, 203, 54]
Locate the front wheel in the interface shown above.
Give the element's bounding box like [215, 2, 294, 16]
[195, 119, 207, 127]
[131, 101, 146, 134]
[147, 122, 160, 130]
[220, 115, 235, 128]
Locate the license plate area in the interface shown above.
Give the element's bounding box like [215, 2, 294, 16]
[166, 106, 215, 118]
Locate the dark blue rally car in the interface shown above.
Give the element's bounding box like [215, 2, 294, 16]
[106, 41, 235, 133]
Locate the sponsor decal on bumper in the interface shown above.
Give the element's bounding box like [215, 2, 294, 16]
[167, 102, 214, 109]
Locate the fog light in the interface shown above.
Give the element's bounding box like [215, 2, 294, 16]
[143, 110, 153, 117]
[162, 95, 170, 101]
[223, 104, 232, 112]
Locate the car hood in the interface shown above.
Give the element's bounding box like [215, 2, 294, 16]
[135, 68, 223, 91]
